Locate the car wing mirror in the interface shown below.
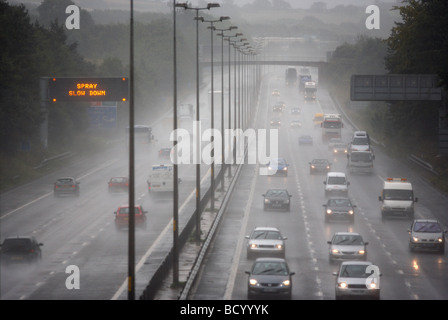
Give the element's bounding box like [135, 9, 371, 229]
[364, 242, 369, 245]
[290, 272, 295, 276]
[327, 241, 331, 244]
[245, 235, 250, 239]
[414, 197, 418, 202]
[332, 272, 338, 276]
[245, 271, 250, 275]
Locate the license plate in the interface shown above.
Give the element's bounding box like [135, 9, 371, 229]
[264, 288, 277, 292]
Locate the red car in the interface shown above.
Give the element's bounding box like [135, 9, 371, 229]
[108, 177, 129, 193]
[114, 205, 147, 230]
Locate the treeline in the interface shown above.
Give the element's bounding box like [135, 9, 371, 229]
[322, 0, 448, 188]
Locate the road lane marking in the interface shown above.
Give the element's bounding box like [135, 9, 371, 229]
[0, 158, 120, 220]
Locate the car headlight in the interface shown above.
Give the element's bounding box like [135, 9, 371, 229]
[276, 244, 283, 250]
[338, 282, 347, 289]
[437, 237, 444, 243]
[311, 165, 315, 168]
[331, 249, 340, 254]
[368, 281, 377, 289]
[283, 167, 287, 171]
[412, 236, 419, 242]
[326, 209, 332, 214]
[249, 243, 258, 249]
[358, 249, 366, 255]
[268, 166, 273, 170]
[348, 210, 354, 215]
[264, 199, 270, 203]
[281, 280, 291, 287]
[249, 278, 258, 286]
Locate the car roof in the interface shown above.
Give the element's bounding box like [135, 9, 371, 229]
[3, 236, 34, 241]
[312, 158, 329, 161]
[253, 226, 280, 232]
[333, 232, 361, 236]
[340, 260, 373, 266]
[254, 257, 287, 263]
[413, 219, 439, 223]
[119, 204, 142, 208]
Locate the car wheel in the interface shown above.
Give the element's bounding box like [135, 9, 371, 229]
[409, 243, 414, 252]
[439, 244, 445, 254]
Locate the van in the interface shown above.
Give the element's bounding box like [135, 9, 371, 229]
[348, 150, 375, 174]
[324, 172, 349, 196]
[378, 178, 417, 220]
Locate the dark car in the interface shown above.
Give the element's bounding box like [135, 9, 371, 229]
[54, 177, 80, 197]
[309, 159, 332, 174]
[266, 158, 289, 176]
[323, 197, 356, 222]
[290, 107, 300, 115]
[0, 236, 43, 265]
[158, 147, 172, 160]
[298, 135, 313, 145]
[108, 177, 129, 193]
[262, 189, 292, 211]
[245, 257, 295, 299]
[272, 103, 283, 113]
[270, 118, 281, 127]
[114, 204, 148, 230]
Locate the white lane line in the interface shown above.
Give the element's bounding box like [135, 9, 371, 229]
[111, 168, 211, 300]
[0, 158, 120, 220]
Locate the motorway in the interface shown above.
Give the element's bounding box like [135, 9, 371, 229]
[1, 67, 448, 300]
[189, 67, 448, 300]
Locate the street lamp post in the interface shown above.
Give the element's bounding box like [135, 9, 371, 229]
[214, 26, 237, 188]
[175, 2, 220, 243]
[197, 15, 230, 211]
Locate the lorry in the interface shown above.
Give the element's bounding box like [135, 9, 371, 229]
[321, 114, 343, 141]
[347, 150, 375, 174]
[298, 74, 312, 92]
[378, 178, 418, 220]
[285, 66, 298, 86]
[304, 81, 317, 100]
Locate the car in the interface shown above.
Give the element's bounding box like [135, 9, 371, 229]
[328, 138, 343, 149]
[266, 158, 289, 176]
[158, 147, 171, 160]
[309, 159, 332, 174]
[0, 236, 43, 265]
[53, 177, 80, 197]
[323, 197, 356, 222]
[270, 117, 281, 127]
[245, 257, 295, 299]
[408, 219, 446, 253]
[333, 261, 381, 300]
[290, 120, 301, 128]
[298, 135, 313, 145]
[114, 204, 148, 230]
[332, 143, 348, 155]
[327, 232, 368, 263]
[245, 227, 287, 259]
[349, 133, 371, 153]
[108, 177, 129, 193]
[290, 107, 300, 115]
[324, 172, 349, 196]
[262, 189, 292, 211]
[272, 89, 280, 96]
[272, 103, 283, 113]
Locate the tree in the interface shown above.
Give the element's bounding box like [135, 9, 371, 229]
[386, 0, 448, 89]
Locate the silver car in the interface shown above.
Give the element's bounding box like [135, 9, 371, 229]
[246, 227, 287, 259]
[327, 232, 368, 263]
[333, 261, 381, 300]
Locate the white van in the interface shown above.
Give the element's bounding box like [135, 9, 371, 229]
[378, 178, 417, 220]
[147, 164, 174, 195]
[324, 172, 349, 196]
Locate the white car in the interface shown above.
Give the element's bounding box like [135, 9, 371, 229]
[245, 227, 287, 259]
[327, 232, 368, 262]
[324, 172, 349, 196]
[408, 219, 446, 253]
[333, 261, 381, 300]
